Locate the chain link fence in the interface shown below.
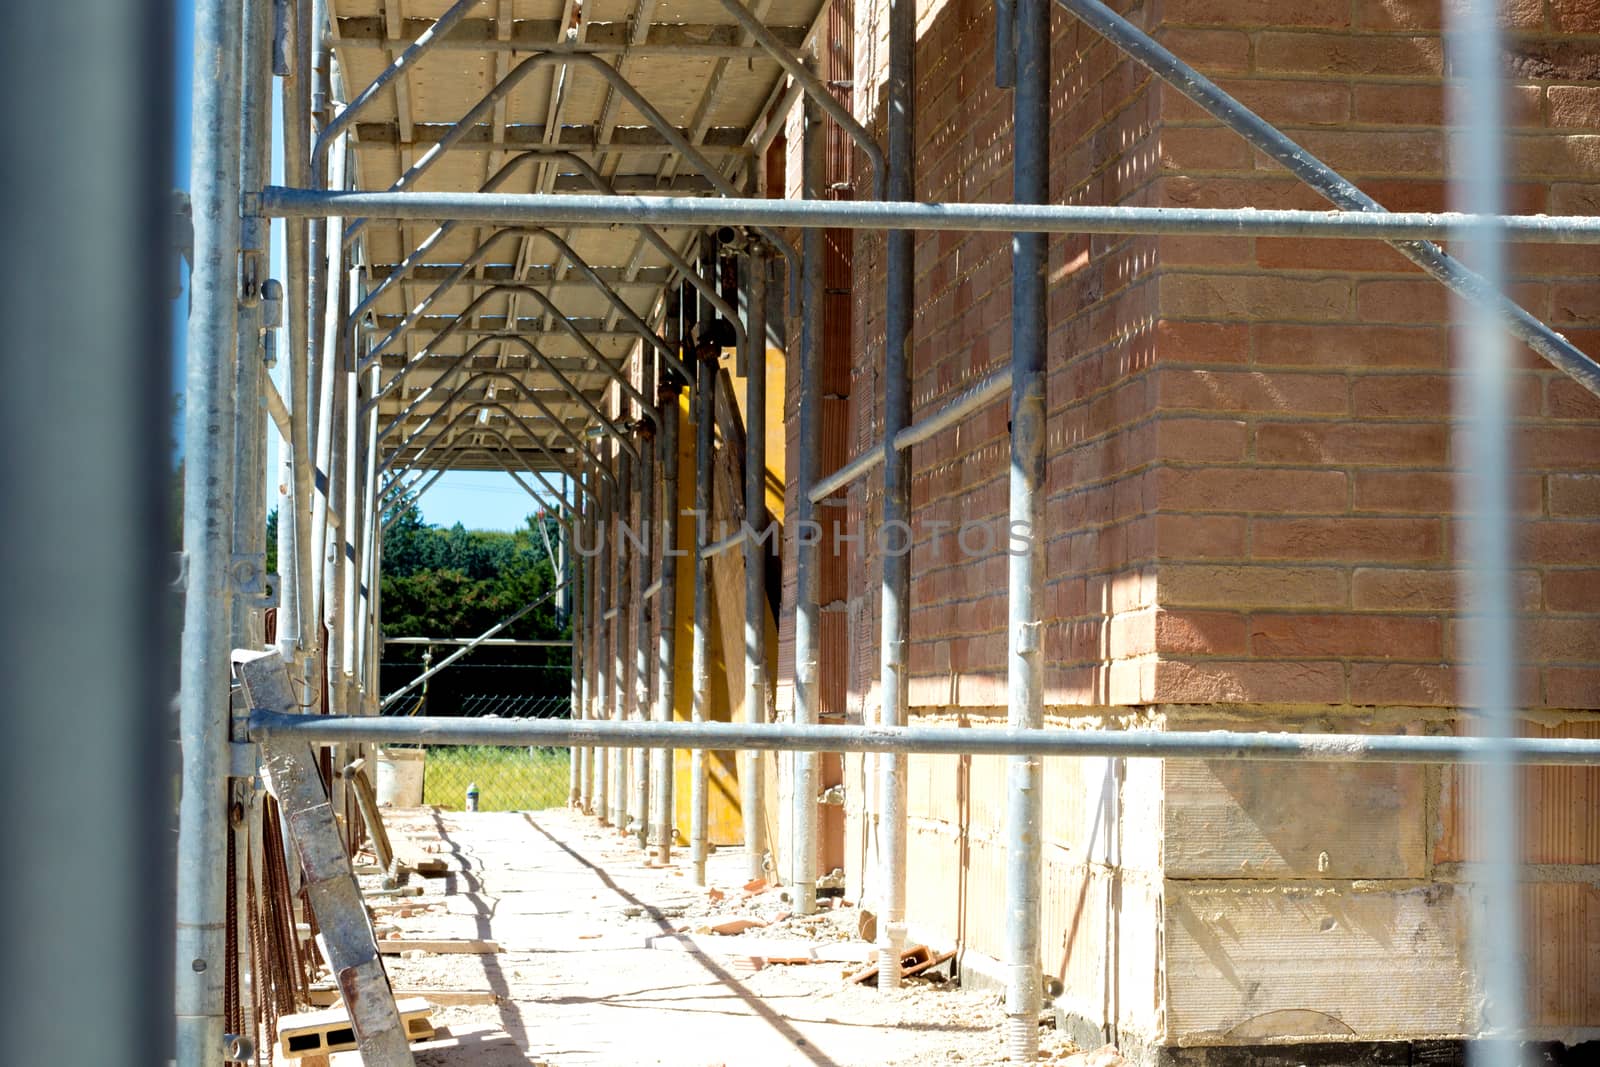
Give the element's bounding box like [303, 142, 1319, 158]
[380, 688, 573, 813]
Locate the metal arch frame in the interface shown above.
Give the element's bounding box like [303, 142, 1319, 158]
[342, 49, 801, 277]
[391, 398, 599, 487]
[379, 368, 633, 475]
[377, 336, 633, 464]
[361, 225, 689, 381]
[367, 283, 656, 417]
[350, 149, 746, 353]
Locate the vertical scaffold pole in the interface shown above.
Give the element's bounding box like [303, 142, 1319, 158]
[634, 360, 657, 849]
[690, 335, 717, 886]
[595, 441, 612, 824]
[742, 247, 770, 882]
[655, 363, 683, 864]
[2, 3, 173, 1064]
[612, 436, 633, 829]
[1004, 0, 1049, 1057]
[791, 80, 825, 916]
[877, 0, 916, 991]
[175, 0, 245, 1059]
[1448, 2, 1524, 1062]
[571, 473, 586, 808]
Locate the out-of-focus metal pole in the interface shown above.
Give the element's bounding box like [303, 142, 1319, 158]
[1004, 0, 1049, 1056]
[0, 3, 173, 1064]
[1448, 3, 1524, 1064]
[175, 0, 245, 1058]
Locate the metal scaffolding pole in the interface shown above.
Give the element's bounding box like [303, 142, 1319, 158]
[175, 0, 244, 1058]
[877, 0, 915, 993]
[690, 336, 716, 885]
[742, 248, 770, 882]
[250, 714, 1600, 766]
[580, 463, 597, 813]
[232, 0, 273, 652]
[634, 373, 657, 850]
[612, 435, 633, 830]
[3, 3, 173, 1063]
[791, 85, 824, 916]
[1449, 1, 1524, 1059]
[1004, 0, 1049, 1056]
[594, 437, 613, 825]
[282, 0, 317, 667]
[654, 367, 683, 865]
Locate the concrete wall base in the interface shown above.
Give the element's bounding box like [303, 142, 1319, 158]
[1095, 1032, 1600, 1067]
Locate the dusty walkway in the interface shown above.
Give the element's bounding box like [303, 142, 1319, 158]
[350, 808, 1083, 1065]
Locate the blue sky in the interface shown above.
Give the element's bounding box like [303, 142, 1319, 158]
[173, 7, 537, 533]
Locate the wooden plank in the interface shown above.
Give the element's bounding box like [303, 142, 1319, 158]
[308, 986, 500, 1008]
[377, 938, 503, 955]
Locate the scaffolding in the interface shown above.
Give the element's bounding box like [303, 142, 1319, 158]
[159, 0, 1600, 1062]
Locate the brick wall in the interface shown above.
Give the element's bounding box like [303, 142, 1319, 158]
[784, 0, 1600, 1051]
[1145, 0, 1600, 713]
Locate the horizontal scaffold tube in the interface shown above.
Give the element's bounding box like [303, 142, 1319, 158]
[247, 713, 1600, 765]
[259, 188, 1600, 243]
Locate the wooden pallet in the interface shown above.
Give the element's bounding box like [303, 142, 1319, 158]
[276, 997, 434, 1059]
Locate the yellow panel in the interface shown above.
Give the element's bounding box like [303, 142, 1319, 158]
[668, 344, 787, 848]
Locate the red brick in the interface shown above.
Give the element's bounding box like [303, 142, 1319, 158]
[1253, 516, 1444, 561]
[1294, 129, 1446, 176]
[1545, 667, 1600, 710]
[1153, 27, 1252, 73]
[1152, 658, 1345, 704]
[1255, 32, 1444, 77]
[1353, 471, 1453, 514]
[1352, 83, 1543, 127]
[1252, 323, 1445, 369]
[1548, 377, 1600, 421]
[1249, 612, 1442, 659]
[1157, 368, 1349, 414]
[1163, 0, 1351, 27]
[1161, 79, 1351, 126]
[1354, 565, 1542, 611]
[1155, 320, 1250, 363]
[1350, 662, 1456, 706]
[1157, 235, 1254, 268]
[1156, 465, 1349, 513]
[1550, 475, 1600, 517]
[1161, 273, 1352, 321]
[1154, 513, 1249, 559]
[1255, 237, 1416, 273]
[1522, 522, 1600, 565]
[1522, 618, 1600, 663]
[1158, 126, 1256, 172]
[1551, 0, 1600, 33]
[1154, 418, 1249, 462]
[1255, 421, 1449, 467]
[1357, 0, 1543, 30]
[1520, 425, 1600, 471]
[1154, 609, 1250, 655]
[1158, 562, 1348, 608]
[1544, 569, 1600, 612]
